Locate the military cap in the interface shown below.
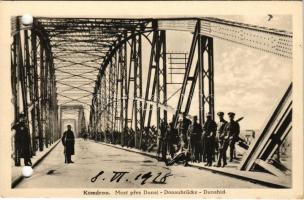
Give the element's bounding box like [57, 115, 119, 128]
[217, 112, 224, 116]
[228, 112, 235, 116]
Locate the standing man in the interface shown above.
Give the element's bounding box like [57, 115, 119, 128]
[178, 112, 192, 151]
[216, 112, 228, 167]
[12, 113, 32, 166]
[166, 122, 178, 159]
[226, 112, 240, 162]
[158, 120, 168, 161]
[203, 112, 217, 166]
[188, 116, 203, 162]
[62, 125, 75, 164]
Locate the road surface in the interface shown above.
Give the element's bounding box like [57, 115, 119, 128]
[15, 139, 265, 188]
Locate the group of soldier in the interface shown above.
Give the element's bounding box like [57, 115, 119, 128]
[158, 111, 240, 167]
[12, 110, 240, 168]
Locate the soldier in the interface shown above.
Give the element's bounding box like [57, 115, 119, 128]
[215, 112, 228, 167]
[157, 120, 168, 161]
[226, 112, 240, 162]
[167, 122, 179, 159]
[178, 112, 192, 151]
[141, 127, 149, 151]
[12, 113, 32, 166]
[203, 112, 217, 166]
[188, 116, 203, 162]
[61, 125, 75, 164]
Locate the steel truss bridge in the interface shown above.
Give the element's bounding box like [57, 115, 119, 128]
[11, 16, 292, 177]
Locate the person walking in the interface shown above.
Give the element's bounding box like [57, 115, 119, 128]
[215, 112, 228, 167]
[62, 125, 75, 164]
[203, 112, 217, 166]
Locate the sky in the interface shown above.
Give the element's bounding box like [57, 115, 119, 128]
[75, 15, 292, 131]
[164, 15, 292, 130]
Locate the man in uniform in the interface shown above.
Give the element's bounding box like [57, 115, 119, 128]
[178, 112, 192, 151]
[215, 112, 228, 167]
[12, 113, 32, 166]
[225, 112, 240, 162]
[166, 121, 179, 159]
[203, 112, 217, 166]
[62, 125, 75, 164]
[157, 120, 168, 161]
[188, 116, 203, 162]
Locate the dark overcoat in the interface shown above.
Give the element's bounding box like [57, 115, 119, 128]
[13, 122, 32, 158]
[62, 130, 75, 155]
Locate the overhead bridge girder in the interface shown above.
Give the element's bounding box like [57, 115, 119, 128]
[158, 18, 292, 59]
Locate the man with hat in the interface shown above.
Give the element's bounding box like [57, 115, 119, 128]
[188, 116, 203, 162]
[202, 112, 217, 166]
[215, 111, 228, 167]
[225, 112, 240, 162]
[61, 125, 75, 164]
[157, 119, 168, 161]
[166, 121, 179, 159]
[178, 112, 192, 151]
[12, 113, 32, 166]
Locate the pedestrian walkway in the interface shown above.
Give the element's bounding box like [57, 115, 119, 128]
[99, 141, 291, 188]
[11, 140, 60, 187]
[14, 139, 265, 188]
[190, 161, 291, 188]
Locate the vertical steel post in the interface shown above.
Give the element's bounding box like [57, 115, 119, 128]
[39, 38, 45, 151]
[208, 37, 215, 119]
[173, 21, 200, 127]
[198, 20, 204, 124]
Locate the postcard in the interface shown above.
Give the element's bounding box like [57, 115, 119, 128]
[0, 1, 303, 199]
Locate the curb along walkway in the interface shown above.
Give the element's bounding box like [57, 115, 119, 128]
[95, 141, 291, 188]
[11, 140, 61, 188]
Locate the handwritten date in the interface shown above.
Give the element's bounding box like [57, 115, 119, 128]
[91, 171, 172, 185]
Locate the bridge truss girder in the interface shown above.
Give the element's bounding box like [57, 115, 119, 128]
[173, 20, 214, 126]
[11, 16, 293, 173]
[11, 17, 59, 165]
[89, 19, 214, 149]
[60, 105, 87, 137]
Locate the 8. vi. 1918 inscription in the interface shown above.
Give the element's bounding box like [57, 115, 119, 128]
[91, 170, 173, 185]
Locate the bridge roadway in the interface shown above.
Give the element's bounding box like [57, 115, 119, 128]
[16, 139, 265, 188]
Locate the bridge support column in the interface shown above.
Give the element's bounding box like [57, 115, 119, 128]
[173, 20, 215, 126]
[198, 35, 215, 124]
[128, 34, 143, 149]
[118, 38, 128, 145]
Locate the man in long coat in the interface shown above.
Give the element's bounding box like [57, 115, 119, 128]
[12, 113, 32, 166]
[62, 125, 75, 164]
[203, 112, 217, 166]
[188, 116, 203, 162]
[157, 120, 168, 161]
